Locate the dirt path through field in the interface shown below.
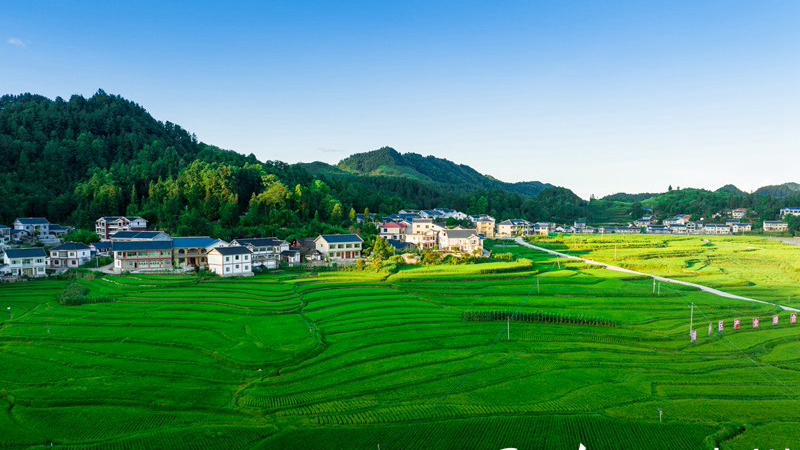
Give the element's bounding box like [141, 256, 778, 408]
[514, 237, 799, 312]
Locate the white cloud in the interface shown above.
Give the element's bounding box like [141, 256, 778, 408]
[317, 147, 344, 154]
[7, 38, 28, 49]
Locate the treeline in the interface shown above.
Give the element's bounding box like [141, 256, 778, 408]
[0, 91, 593, 237]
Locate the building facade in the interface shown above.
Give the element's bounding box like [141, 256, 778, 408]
[764, 221, 789, 232]
[3, 248, 47, 277]
[13, 218, 50, 239]
[315, 234, 363, 261]
[230, 237, 289, 269]
[112, 241, 173, 272]
[49, 242, 91, 269]
[96, 216, 148, 240]
[208, 246, 253, 277]
[172, 237, 225, 269]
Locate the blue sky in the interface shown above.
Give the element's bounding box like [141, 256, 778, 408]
[2, 1, 799, 198]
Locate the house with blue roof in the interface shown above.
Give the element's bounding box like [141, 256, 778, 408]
[780, 207, 800, 217]
[3, 247, 47, 277]
[314, 234, 363, 261]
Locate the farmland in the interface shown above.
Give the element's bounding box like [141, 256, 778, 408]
[2, 238, 800, 449]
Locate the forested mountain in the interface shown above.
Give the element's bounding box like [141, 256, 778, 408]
[335, 147, 554, 197]
[753, 182, 800, 198]
[0, 91, 586, 239]
[716, 184, 746, 195]
[601, 192, 658, 203]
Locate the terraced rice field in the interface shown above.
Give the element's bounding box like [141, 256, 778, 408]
[1, 241, 799, 449]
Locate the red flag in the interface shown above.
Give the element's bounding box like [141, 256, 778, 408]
[753, 317, 760, 328]
[773, 315, 779, 326]
[734, 318, 741, 329]
[718, 320, 724, 331]
[690, 329, 697, 342]
[792, 313, 797, 324]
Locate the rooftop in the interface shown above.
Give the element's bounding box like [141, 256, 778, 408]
[4, 247, 48, 258]
[51, 242, 90, 251]
[212, 246, 252, 256]
[14, 217, 50, 225]
[317, 234, 363, 243]
[232, 237, 286, 247]
[172, 237, 221, 248]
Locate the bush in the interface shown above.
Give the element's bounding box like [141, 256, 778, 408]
[57, 283, 115, 306]
[493, 252, 515, 261]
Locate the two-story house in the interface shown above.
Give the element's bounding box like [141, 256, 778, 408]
[704, 224, 731, 235]
[207, 246, 253, 277]
[763, 221, 789, 232]
[172, 237, 225, 269]
[732, 208, 748, 219]
[230, 237, 289, 269]
[13, 218, 50, 239]
[471, 215, 496, 238]
[315, 234, 363, 261]
[96, 216, 148, 240]
[379, 222, 408, 240]
[497, 219, 533, 236]
[112, 240, 173, 272]
[3, 247, 47, 277]
[438, 229, 483, 254]
[49, 242, 92, 269]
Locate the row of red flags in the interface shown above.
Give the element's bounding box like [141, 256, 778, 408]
[690, 312, 798, 341]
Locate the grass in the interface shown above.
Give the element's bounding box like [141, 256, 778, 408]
[0, 237, 799, 449]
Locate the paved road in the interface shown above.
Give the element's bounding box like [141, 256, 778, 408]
[514, 237, 799, 312]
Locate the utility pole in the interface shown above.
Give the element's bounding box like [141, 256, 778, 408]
[657, 282, 661, 296]
[537, 277, 540, 294]
[614, 243, 617, 261]
[689, 302, 694, 336]
[507, 315, 510, 341]
[652, 278, 656, 294]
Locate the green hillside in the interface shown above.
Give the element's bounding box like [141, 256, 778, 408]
[336, 147, 553, 197]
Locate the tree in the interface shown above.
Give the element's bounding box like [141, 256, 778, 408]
[349, 207, 357, 223]
[371, 236, 393, 260]
[62, 229, 100, 244]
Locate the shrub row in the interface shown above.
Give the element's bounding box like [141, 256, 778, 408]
[462, 310, 619, 327]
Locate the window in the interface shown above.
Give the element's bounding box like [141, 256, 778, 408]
[225, 267, 230, 272]
[225, 256, 230, 262]
[235, 255, 240, 261]
[235, 264, 240, 269]
[244, 265, 250, 270]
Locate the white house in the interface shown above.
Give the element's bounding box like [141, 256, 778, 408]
[764, 221, 789, 232]
[208, 246, 253, 277]
[315, 234, 363, 261]
[732, 208, 748, 219]
[731, 222, 752, 233]
[3, 247, 47, 277]
[780, 207, 800, 217]
[438, 229, 484, 254]
[49, 242, 92, 269]
[13, 218, 50, 239]
[96, 216, 148, 241]
[434, 208, 468, 220]
[379, 222, 408, 240]
[230, 237, 289, 269]
[497, 219, 533, 236]
[704, 224, 731, 235]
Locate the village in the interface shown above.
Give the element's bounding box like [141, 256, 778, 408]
[0, 206, 797, 280]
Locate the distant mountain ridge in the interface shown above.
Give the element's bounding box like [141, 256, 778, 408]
[329, 147, 554, 197]
[753, 182, 800, 198]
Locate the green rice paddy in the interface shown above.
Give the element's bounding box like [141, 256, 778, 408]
[1, 237, 800, 449]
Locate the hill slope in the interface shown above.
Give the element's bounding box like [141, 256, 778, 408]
[754, 182, 800, 198]
[336, 147, 553, 197]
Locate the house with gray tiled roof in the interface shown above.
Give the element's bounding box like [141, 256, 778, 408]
[315, 234, 363, 261]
